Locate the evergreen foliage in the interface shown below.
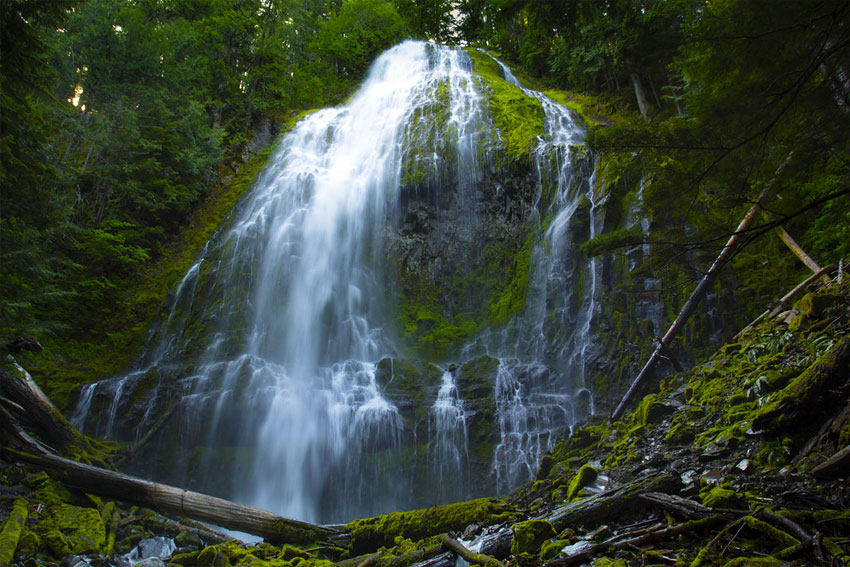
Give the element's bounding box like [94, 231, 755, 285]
[2, 0, 848, 372]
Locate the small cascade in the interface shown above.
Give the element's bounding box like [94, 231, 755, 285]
[70, 258, 207, 436]
[429, 370, 468, 500]
[491, 360, 575, 493]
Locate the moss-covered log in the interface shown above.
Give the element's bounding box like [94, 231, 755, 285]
[0, 356, 83, 454]
[3, 445, 337, 546]
[0, 497, 28, 567]
[546, 471, 680, 531]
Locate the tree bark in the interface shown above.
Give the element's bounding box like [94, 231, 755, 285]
[630, 69, 650, 120]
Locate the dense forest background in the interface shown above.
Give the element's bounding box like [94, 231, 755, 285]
[2, 0, 849, 376]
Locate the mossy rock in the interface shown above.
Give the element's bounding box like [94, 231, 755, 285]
[510, 520, 556, 554]
[631, 394, 674, 426]
[465, 49, 545, 163]
[189, 540, 331, 567]
[455, 355, 499, 400]
[539, 538, 570, 561]
[565, 465, 598, 501]
[752, 336, 850, 432]
[791, 291, 843, 321]
[591, 559, 629, 567]
[664, 421, 695, 444]
[699, 486, 746, 509]
[345, 497, 515, 554]
[35, 503, 106, 558]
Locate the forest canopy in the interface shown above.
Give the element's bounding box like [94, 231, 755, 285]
[1, 0, 849, 351]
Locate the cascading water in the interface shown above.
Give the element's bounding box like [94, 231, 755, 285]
[429, 371, 469, 500]
[466, 54, 600, 490]
[73, 41, 600, 522]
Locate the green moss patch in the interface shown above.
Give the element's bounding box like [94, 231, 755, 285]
[565, 465, 598, 501]
[345, 497, 515, 555]
[510, 520, 556, 554]
[0, 498, 29, 566]
[466, 49, 545, 163]
[35, 503, 106, 557]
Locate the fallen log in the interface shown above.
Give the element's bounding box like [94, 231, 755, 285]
[0, 426, 339, 546]
[544, 514, 727, 567]
[546, 472, 680, 532]
[442, 535, 504, 567]
[0, 355, 85, 454]
[811, 445, 850, 480]
[467, 525, 513, 559]
[774, 226, 829, 282]
[640, 492, 713, 520]
[0, 497, 29, 567]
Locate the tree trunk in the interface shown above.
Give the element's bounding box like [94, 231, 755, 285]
[630, 69, 650, 120]
[610, 198, 760, 420]
[0, 356, 82, 454]
[773, 225, 831, 283]
[1, 432, 339, 545]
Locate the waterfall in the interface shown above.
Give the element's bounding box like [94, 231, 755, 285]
[73, 41, 599, 522]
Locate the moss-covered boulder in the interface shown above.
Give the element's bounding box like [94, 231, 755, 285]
[788, 291, 844, 330]
[510, 520, 556, 554]
[699, 485, 746, 509]
[345, 497, 515, 555]
[752, 336, 850, 432]
[565, 465, 598, 501]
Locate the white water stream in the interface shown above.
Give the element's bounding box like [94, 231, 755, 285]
[73, 41, 599, 522]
